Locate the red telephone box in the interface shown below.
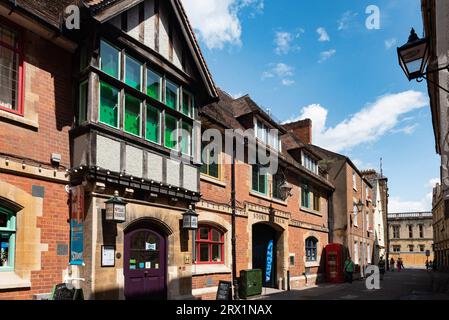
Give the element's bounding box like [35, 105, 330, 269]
[325, 243, 345, 283]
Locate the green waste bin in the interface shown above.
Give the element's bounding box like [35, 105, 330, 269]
[239, 269, 262, 299]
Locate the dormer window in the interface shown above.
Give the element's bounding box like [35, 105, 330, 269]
[254, 118, 281, 151]
[301, 151, 318, 174]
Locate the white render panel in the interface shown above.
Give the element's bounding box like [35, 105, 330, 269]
[125, 145, 143, 178]
[183, 165, 198, 192]
[147, 152, 163, 182]
[166, 159, 180, 187]
[96, 135, 121, 173]
[159, 4, 170, 60]
[173, 34, 182, 69]
[144, 0, 155, 50]
[127, 6, 140, 40]
[73, 134, 89, 167]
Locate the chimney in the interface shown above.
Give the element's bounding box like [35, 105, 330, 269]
[283, 119, 313, 144]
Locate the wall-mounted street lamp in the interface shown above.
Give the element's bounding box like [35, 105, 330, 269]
[398, 28, 449, 93]
[105, 191, 127, 223]
[279, 180, 293, 201]
[182, 205, 199, 230]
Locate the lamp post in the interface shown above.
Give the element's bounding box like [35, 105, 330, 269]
[397, 28, 449, 93]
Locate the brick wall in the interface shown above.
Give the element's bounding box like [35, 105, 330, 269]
[0, 173, 70, 300]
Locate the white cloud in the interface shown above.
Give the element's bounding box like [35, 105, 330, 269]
[181, 0, 264, 49]
[389, 177, 439, 213]
[318, 49, 336, 63]
[426, 178, 440, 188]
[338, 11, 358, 31]
[389, 193, 433, 213]
[262, 63, 294, 79]
[262, 63, 295, 86]
[317, 27, 330, 42]
[283, 90, 428, 153]
[385, 38, 397, 49]
[390, 124, 419, 135]
[231, 92, 244, 99]
[281, 79, 295, 86]
[274, 32, 293, 55]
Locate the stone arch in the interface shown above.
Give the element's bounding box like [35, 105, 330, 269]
[0, 179, 47, 284]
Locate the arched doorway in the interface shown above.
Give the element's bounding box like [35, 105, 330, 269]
[252, 223, 280, 288]
[124, 222, 167, 300]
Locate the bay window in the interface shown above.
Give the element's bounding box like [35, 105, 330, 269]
[147, 69, 162, 101]
[78, 80, 88, 124]
[164, 113, 178, 150]
[125, 55, 142, 91]
[182, 90, 194, 117]
[100, 40, 120, 79]
[99, 81, 119, 128]
[146, 104, 160, 144]
[165, 80, 179, 110]
[195, 225, 224, 264]
[181, 122, 192, 156]
[0, 22, 23, 114]
[124, 94, 141, 136]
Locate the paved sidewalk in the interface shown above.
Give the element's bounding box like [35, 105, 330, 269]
[253, 269, 449, 300]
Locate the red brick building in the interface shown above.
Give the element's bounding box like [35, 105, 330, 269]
[193, 90, 334, 299]
[0, 0, 75, 299]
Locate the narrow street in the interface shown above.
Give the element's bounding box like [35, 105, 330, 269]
[257, 269, 449, 300]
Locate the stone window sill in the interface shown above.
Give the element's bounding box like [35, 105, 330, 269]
[0, 272, 31, 290]
[200, 174, 226, 188]
[192, 264, 232, 276]
[0, 109, 39, 130]
[249, 191, 288, 206]
[300, 207, 322, 217]
[305, 261, 320, 268]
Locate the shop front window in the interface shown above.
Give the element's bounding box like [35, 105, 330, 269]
[195, 225, 224, 264]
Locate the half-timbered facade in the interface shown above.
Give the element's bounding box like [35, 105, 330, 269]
[66, 0, 217, 300]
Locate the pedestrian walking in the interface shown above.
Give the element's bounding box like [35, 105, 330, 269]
[378, 257, 386, 280]
[390, 257, 395, 272]
[344, 256, 355, 284]
[397, 259, 401, 272]
[425, 260, 429, 271]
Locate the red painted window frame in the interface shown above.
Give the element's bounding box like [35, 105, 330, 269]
[0, 18, 25, 116]
[194, 225, 224, 265]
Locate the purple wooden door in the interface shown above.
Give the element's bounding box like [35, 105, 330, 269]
[124, 228, 166, 300]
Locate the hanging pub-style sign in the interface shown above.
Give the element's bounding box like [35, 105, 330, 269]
[105, 191, 127, 223]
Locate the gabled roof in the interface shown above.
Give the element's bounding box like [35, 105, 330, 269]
[87, 0, 217, 102]
[3, 0, 218, 103]
[308, 144, 373, 188]
[200, 89, 335, 191]
[231, 95, 287, 134]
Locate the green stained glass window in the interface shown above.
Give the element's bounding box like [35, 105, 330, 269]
[124, 94, 141, 136]
[164, 113, 178, 150]
[125, 55, 142, 90]
[99, 82, 119, 128]
[181, 122, 192, 156]
[100, 40, 120, 79]
[165, 81, 178, 110]
[182, 90, 193, 117]
[146, 104, 160, 143]
[147, 69, 161, 101]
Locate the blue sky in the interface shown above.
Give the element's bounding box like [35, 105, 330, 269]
[182, 0, 440, 212]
